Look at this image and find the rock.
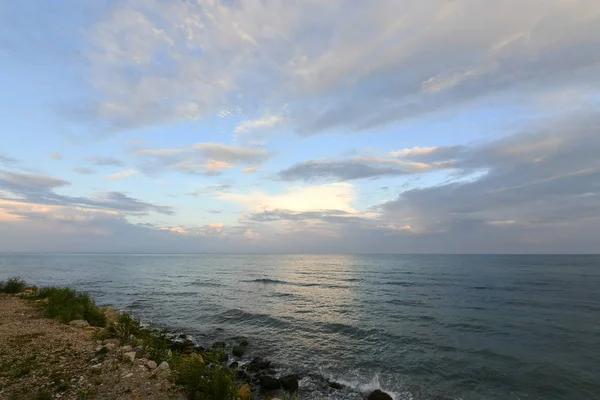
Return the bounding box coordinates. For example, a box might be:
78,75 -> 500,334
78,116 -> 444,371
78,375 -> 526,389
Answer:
368,390 -> 393,400
170,338 -> 196,354
121,345 -> 132,352
248,357 -> 272,371
258,375 -> 280,391
239,340 -> 249,347
22,286 -> 38,296
84,326 -> 98,332
103,338 -> 121,346
280,375 -> 299,392
158,361 -> 170,371
103,343 -> 116,352
328,381 -> 344,390
124,352 -> 136,361
103,306 -> 118,322
90,363 -> 102,371
146,360 -> 157,370
239,383 -> 252,400
228,361 -> 239,369
96,340 -> 102,345
132,346 -> 145,358
212,341 -> 226,349
232,346 -> 244,357
237,369 -> 250,382
190,352 -> 204,364
69,319 -> 90,329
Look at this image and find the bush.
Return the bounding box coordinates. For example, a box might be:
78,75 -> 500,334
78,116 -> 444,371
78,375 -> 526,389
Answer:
142,328 -> 172,364
105,311 -> 141,343
0,276 -> 26,293
173,350 -> 238,400
37,287 -> 106,327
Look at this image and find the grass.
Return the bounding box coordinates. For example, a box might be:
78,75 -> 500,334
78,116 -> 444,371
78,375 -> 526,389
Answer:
0,276 -> 26,294
172,349 -> 238,400
105,311 -> 141,343
36,287 -> 106,327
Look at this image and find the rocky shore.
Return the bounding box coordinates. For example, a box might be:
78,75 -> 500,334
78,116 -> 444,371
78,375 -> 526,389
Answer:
0,284 -> 394,400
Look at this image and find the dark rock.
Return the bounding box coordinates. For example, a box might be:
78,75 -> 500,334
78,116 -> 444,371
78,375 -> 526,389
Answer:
170,339 -> 196,354
258,375 -> 280,391
280,375 -> 299,392
232,346 -> 244,357
237,369 -> 250,382
248,357 -> 272,371
132,346 -> 145,358
178,333 -> 187,339
228,361 -> 239,369
368,390 -> 393,400
328,381 -> 344,390
212,341 -> 226,349
239,340 -> 249,347
193,345 -> 206,353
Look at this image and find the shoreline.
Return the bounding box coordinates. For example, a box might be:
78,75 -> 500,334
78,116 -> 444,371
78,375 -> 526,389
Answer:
0,280 -> 394,400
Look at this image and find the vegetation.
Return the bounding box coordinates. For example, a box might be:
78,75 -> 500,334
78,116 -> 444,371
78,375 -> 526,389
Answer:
105,311 -> 141,343
141,328 -> 172,364
37,287 -> 106,327
0,276 -> 26,294
172,349 -> 238,400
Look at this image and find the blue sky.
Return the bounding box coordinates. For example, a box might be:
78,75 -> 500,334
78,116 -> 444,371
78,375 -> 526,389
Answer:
1,0 -> 599,253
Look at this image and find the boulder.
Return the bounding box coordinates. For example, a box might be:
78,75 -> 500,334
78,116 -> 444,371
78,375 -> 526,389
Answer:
239,383 -> 252,400
212,341 -> 226,349
232,346 -> 244,357
368,390 -> 393,400
228,361 -> 239,369
69,320 -> 90,329
22,286 -> 38,296
124,352 -> 136,361
239,340 -> 249,347
83,326 -> 98,332
132,346 -> 145,358
103,343 -> 116,352
248,357 -> 272,372
190,352 -> 204,364
157,361 -> 170,371
103,306 -> 118,322
103,338 -> 121,346
258,375 -> 280,391
146,360 -> 157,370
121,345 -> 132,352
237,369 -> 250,382
328,381 -> 344,390
280,375 -> 299,392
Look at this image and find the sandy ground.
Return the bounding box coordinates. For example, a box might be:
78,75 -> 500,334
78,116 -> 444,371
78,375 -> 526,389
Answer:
0,294 -> 183,400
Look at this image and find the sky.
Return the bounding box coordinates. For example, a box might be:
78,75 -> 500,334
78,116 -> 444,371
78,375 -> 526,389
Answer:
1,0 -> 599,253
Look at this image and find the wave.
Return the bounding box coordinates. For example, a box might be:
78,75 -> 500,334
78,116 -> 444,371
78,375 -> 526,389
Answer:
245,278 -> 351,289
215,308 -> 292,330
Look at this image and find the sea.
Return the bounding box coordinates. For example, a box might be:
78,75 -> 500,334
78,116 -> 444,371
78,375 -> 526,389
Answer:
1,254 -> 599,400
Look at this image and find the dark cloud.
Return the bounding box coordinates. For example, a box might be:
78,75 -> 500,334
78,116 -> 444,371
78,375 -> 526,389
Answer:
0,170 -> 173,216
71,167 -> 95,175
86,156 -> 124,167
378,112 -> 600,247
279,158 -> 452,182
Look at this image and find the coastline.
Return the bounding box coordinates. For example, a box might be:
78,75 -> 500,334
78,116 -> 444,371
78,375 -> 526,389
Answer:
0,282 -> 394,400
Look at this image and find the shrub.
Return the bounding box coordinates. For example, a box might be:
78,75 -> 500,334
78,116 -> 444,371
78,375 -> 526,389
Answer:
0,276 -> 26,293
38,287 -> 106,327
173,350 -> 238,400
142,328 -> 172,364
105,311 -> 141,343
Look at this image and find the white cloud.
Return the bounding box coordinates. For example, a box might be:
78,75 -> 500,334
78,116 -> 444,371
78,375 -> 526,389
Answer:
234,115 -> 285,133
107,169 -> 137,180
391,147 -> 440,158
219,183 -> 357,214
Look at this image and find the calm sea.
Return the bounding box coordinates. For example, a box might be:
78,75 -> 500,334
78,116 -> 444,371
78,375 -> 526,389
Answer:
1,254 -> 599,400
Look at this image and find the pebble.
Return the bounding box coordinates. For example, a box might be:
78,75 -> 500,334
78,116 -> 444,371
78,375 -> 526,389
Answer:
146,360 -> 157,370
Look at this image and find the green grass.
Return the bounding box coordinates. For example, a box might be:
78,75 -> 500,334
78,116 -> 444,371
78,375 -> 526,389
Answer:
142,328 -> 172,364
0,276 -> 26,294
173,349 -> 238,400
36,287 -> 106,327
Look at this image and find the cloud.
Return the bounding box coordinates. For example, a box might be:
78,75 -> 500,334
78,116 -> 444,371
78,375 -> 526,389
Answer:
218,183 -> 357,214
377,111 -> 600,248
107,169 -> 137,180
135,142 -> 271,175
49,152 -> 63,160
86,156 -> 124,167
192,143 -> 270,164
0,152 -> 18,166
279,157 -> 454,181
234,115 -> 285,133
71,167 -> 95,175
243,167 -> 260,174
68,0 -> 600,136
0,170 -> 173,216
